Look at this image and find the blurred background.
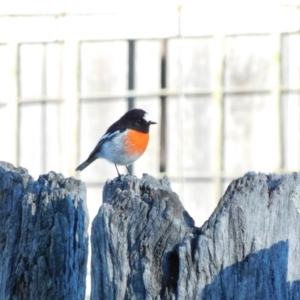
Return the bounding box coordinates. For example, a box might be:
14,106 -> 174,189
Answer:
1,0 -> 300,297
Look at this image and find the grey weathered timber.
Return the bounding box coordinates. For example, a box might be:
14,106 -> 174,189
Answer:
91,172 -> 300,300
0,161 -> 89,300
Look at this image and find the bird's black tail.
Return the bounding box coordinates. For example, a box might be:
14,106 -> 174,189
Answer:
75,157 -> 97,171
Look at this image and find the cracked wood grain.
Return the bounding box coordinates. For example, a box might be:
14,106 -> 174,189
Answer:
0,162 -> 89,300
91,172 -> 300,300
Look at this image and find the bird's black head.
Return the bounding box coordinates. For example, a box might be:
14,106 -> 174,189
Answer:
121,108 -> 156,133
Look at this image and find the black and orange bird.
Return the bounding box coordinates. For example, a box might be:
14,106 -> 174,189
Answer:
75,108 -> 156,175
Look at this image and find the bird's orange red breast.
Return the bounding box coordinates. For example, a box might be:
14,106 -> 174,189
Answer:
125,129 -> 149,156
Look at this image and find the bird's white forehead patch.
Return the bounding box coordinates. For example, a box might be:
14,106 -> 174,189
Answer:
143,113 -> 151,123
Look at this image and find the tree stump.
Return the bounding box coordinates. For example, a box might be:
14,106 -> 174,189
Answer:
0,162 -> 89,300
91,172 -> 300,300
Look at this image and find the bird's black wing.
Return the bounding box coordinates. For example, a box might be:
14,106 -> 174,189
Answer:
75,126 -> 126,171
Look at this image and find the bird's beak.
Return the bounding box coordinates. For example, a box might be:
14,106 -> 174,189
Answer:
149,121 -> 157,125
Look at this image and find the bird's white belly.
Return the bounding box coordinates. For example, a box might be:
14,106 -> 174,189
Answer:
100,132 -> 141,165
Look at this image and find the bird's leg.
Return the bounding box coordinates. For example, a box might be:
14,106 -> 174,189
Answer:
126,165 -> 132,175
114,164 -> 121,177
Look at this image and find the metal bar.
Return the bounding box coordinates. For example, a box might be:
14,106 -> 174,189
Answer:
41,43 -> 47,173
59,40 -> 80,176
272,33 -> 284,170
78,86 -> 298,99
77,41 -> 82,169
19,99 -> 63,104
14,85 -> 300,104
83,168 -> 300,187
3,43 -> 19,166
211,35 -> 226,203
128,39 -> 135,110
78,88 -> 266,100
16,44 -> 21,166
127,39 -> 135,174
80,89 -> 211,100
160,39 -> 167,172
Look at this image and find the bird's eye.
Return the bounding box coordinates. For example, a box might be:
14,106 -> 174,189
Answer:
137,119 -> 142,123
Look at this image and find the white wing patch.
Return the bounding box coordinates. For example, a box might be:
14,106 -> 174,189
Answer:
99,130 -> 120,144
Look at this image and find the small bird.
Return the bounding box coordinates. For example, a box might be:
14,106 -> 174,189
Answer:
76,108 -> 156,175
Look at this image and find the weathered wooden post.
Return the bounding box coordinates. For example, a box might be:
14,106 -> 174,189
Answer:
0,162 -> 89,300
91,172 -> 300,299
